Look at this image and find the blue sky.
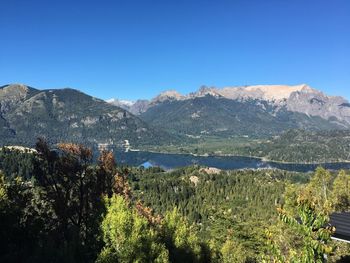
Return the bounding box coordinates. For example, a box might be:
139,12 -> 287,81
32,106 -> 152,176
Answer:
1,0 -> 349,100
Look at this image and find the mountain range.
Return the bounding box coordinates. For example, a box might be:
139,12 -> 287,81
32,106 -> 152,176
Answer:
0,84 -> 173,148
108,84 -> 350,137
1,83 -> 350,150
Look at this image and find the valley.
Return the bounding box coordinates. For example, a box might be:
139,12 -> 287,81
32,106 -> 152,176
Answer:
141,130 -> 350,164
2,83 -> 350,164
2,83 -> 350,262
3,1 -> 350,262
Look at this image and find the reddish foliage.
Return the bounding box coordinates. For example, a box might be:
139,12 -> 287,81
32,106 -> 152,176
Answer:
135,200 -> 162,225
113,172 -> 132,201
98,151 -> 115,173
57,143 -> 92,161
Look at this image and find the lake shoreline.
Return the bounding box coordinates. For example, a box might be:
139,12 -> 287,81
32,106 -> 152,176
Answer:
138,148 -> 350,165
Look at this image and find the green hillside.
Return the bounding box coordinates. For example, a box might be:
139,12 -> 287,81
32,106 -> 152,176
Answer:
140,95 -> 346,138
0,84 -> 178,148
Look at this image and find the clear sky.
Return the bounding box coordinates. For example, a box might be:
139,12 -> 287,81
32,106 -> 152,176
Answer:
1,0 -> 349,100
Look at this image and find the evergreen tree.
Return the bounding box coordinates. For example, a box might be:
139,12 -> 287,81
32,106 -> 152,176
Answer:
97,195 -> 169,263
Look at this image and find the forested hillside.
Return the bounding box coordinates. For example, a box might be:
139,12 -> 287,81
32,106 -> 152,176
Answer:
146,129 -> 350,164
128,166 -> 308,261
1,141 -> 350,262
140,95 -> 344,138
245,130 -> 350,163
0,84 -> 178,148
3,84 -> 350,165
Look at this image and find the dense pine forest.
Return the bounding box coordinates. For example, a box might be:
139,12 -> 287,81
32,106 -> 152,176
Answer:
1,141 -> 350,262
145,130 -> 350,164
245,130 -> 350,163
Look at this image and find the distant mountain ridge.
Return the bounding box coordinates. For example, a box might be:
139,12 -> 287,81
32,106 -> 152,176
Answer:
0,84 -> 174,148
107,98 -> 150,115
107,84 -> 350,138
1,83 -> 349,150
108,84 -> 350,126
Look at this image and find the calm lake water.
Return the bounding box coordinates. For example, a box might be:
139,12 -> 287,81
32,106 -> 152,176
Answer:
115,151 -> 350,172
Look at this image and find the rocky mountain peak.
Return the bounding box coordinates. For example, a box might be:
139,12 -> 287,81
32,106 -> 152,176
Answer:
151,90 -> 184,103
187,84 -> 319,101
0,84 -> 32,98
107,98 -> 151,115
0,84 -> 38,114
286,85 -> 350,124
107,98 -> 135,107
106,84 -> 350,126
191,86 -> 221,98
0,83 -> 169,147
300,84 -> 314,92
238,84 -> 313,101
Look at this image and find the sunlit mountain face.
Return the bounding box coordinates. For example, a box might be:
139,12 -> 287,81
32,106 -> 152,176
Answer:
108,84 -> 350,138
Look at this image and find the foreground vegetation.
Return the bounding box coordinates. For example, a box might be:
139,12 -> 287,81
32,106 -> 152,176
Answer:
1,141 -> 350,262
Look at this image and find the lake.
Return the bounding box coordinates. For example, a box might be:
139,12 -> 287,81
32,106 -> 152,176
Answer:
115,151 -> 350,172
